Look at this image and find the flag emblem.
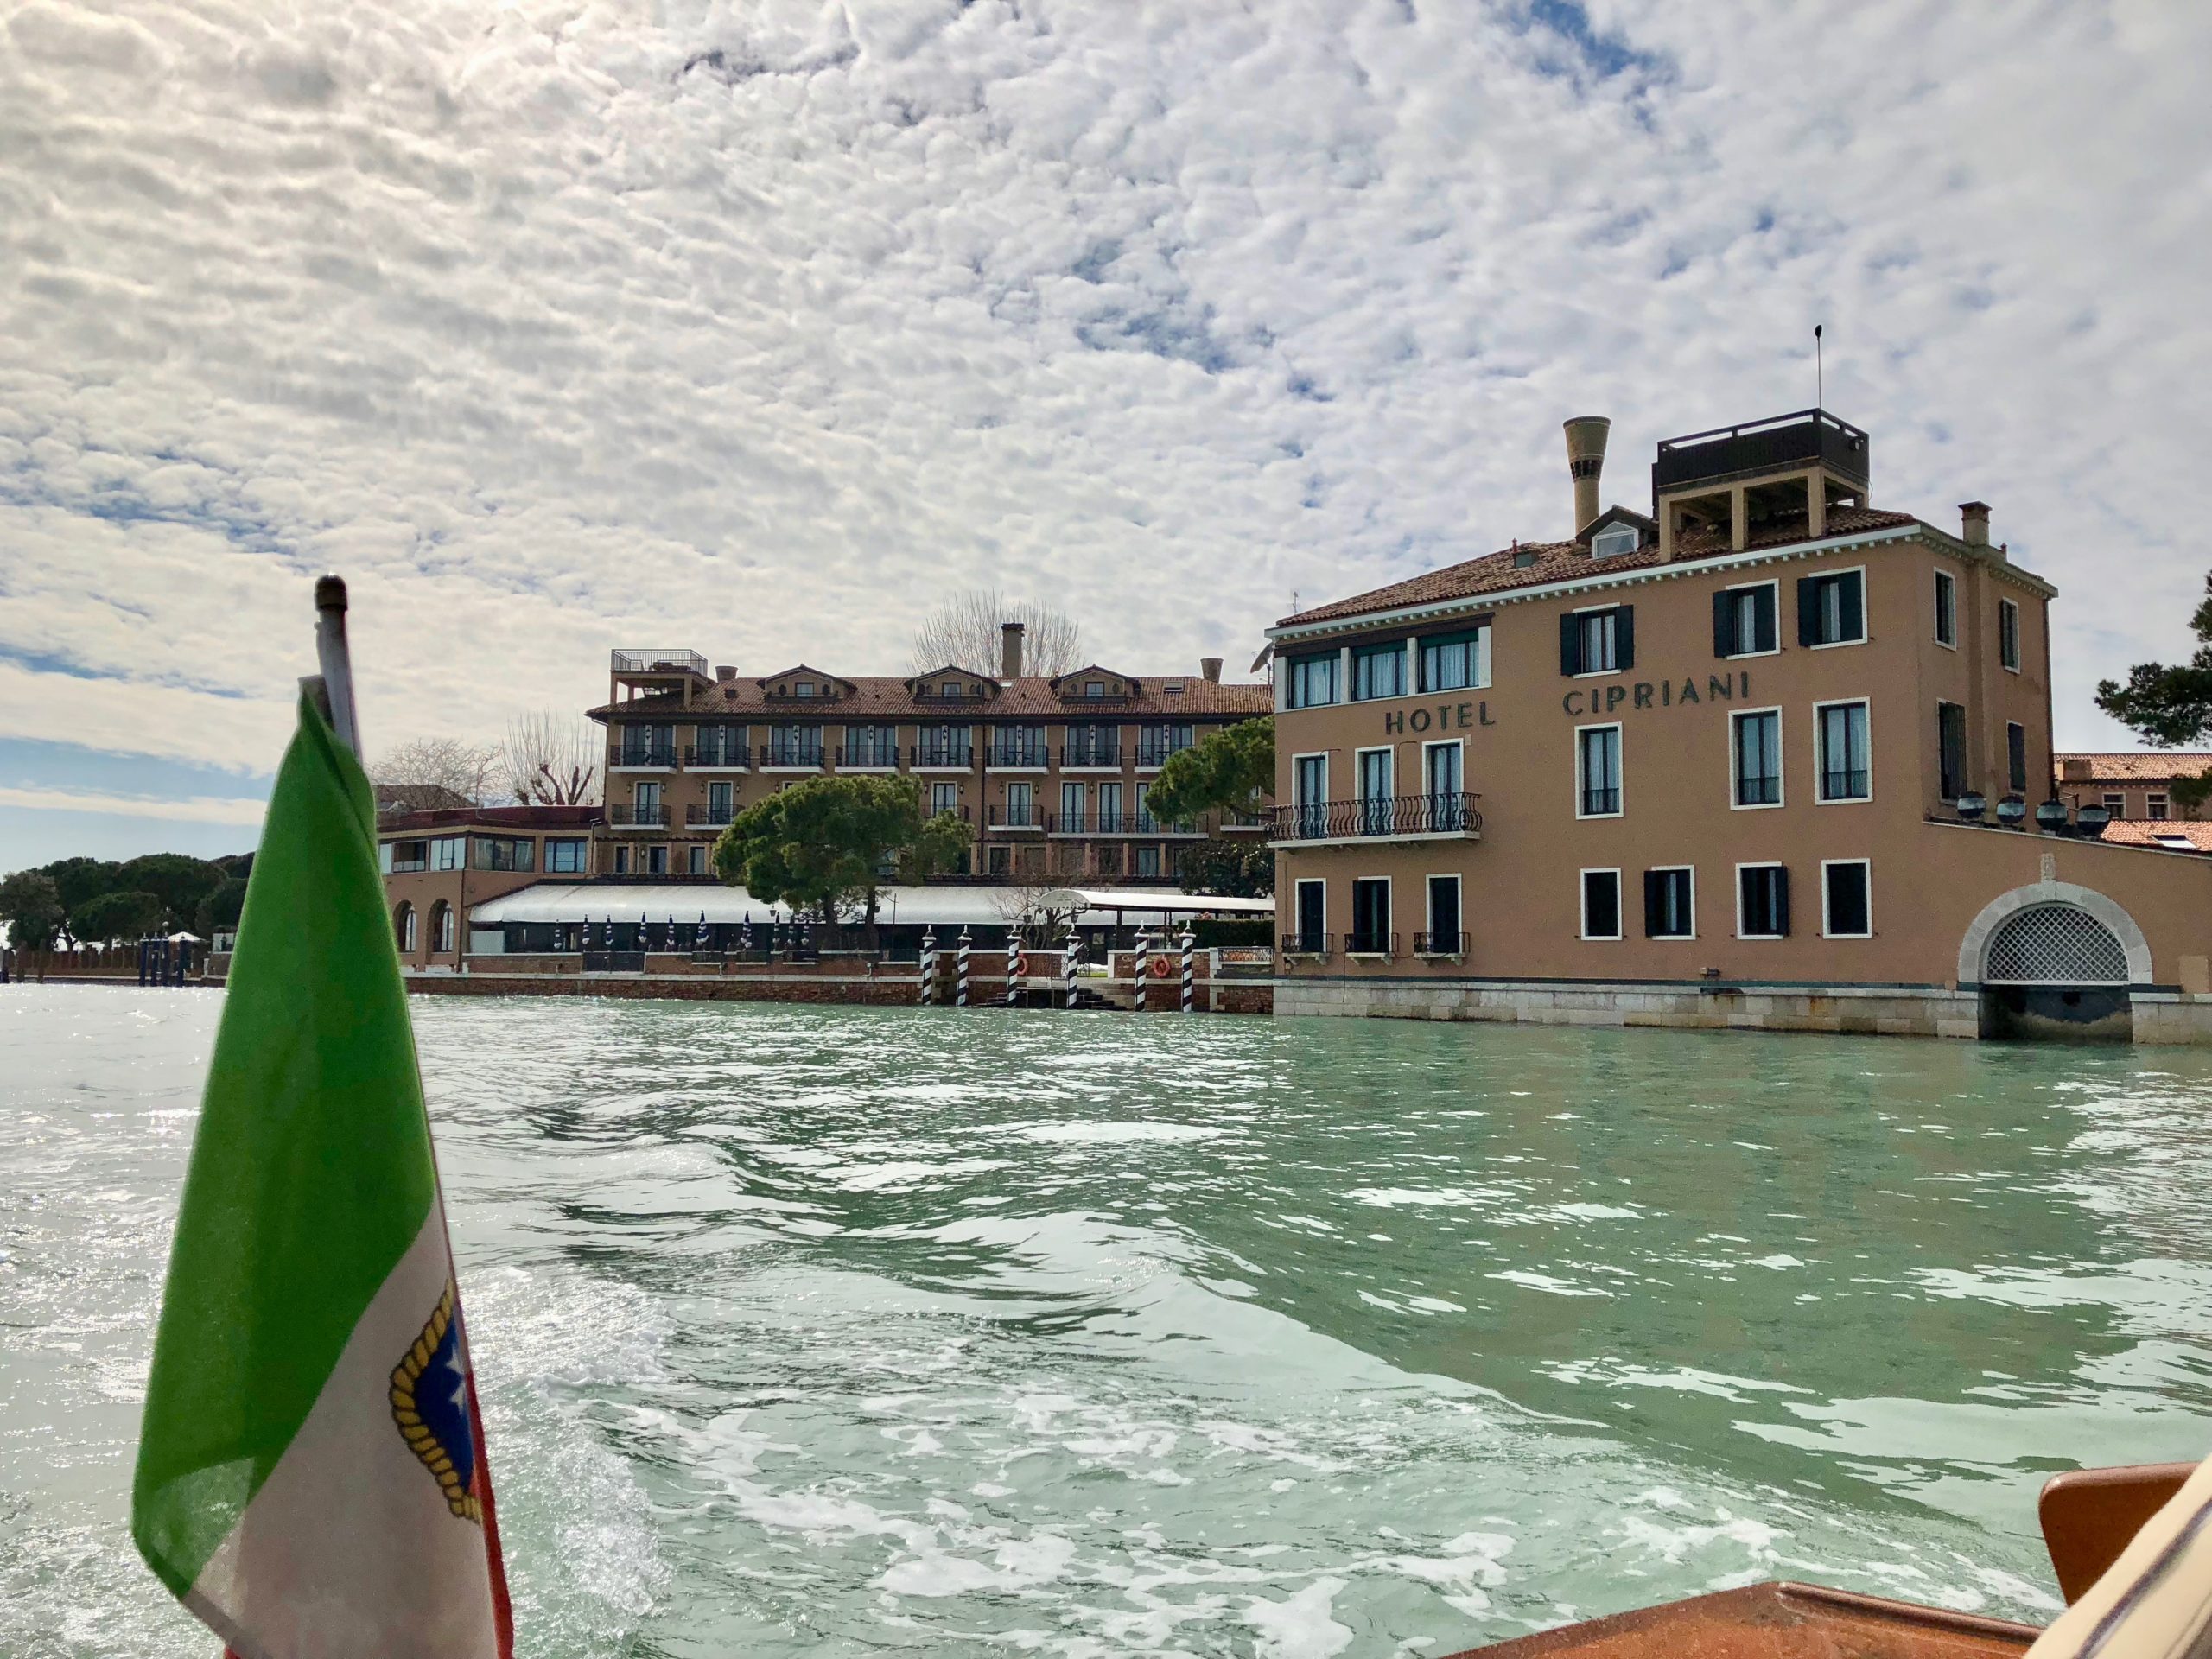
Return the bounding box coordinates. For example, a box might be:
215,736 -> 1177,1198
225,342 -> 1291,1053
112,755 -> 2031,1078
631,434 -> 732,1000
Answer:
391,1282 -> 482,1523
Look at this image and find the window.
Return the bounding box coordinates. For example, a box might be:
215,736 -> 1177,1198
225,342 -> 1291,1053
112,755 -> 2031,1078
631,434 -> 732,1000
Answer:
1134,781 -> 1155,832
1426,874 -> 1462,954
1351,640 -> 1407,702
1005,781 -> 1037,826
1420,625 -> 1491,692
793,681 -> 816,697
545,837 -> 588,874
618,722 -> 676,766
1643,868 -> 1694,938
844,724 -> 898,766
1293,880 -> 1326,952
1934,569 -> 1957,648
1424,741 -> 1465,829
1098,781 -> 1124,833
1085,681 -> 1104,698
1822,861 -> 1872,938
689,844 -> 707,875
1815,702 -> 1871,802
1357,747 -> 1394,834
2149,792 -> 2171,821
1350,877 -> 1392,954
2101,791 -> 2124,816
991,725 -> 1049,767
1134,845 -> 1161,877
1061,781 -> 1085,829
930,781 -> 959,818
1287,652 -> 1340,709
612,845 -> 631,874
394,903 -> 416,953
474,836 -> 536,872
1592,524 -> 1638,559
1999,598 -> 2021,671
942,681 -> 961,697
765,725 -> 823,767
1713,582 -> 1778,658
1937,702 -> 1968,803
1738,865 -> 1790,938
645,843 -> 669,876
1135,722 -> 1193,767
2007,722 -> 2027,793
1065,722 -> 1118,766
1577,726 -> 1622,817
432,901 -> 455,954
430,836 -> 467,871
1580,869 -> 1622,940
1292,755 -> 1325,838
385,839 -> 427,874
988,844 -> 1011,874
1796,569 -> 1866,647
694,723 -> 746,766
1732,709 -> 1783,807
1561,605 -> 1633,675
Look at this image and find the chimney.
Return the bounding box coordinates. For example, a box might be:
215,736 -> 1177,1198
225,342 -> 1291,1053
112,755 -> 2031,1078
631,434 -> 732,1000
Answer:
1960,501 -> 1991,547
715,665 -> 735,682
1000,621 -> 1026,680
1200,656 -> 1222,683
1563,416 -> 1611,535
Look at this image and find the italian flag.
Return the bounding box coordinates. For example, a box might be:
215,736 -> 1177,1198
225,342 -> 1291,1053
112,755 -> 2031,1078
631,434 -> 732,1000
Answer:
133,693 -> 513,1659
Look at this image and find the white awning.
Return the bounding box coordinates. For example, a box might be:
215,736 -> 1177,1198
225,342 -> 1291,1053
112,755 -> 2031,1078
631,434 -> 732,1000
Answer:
467,882 -> 1272,928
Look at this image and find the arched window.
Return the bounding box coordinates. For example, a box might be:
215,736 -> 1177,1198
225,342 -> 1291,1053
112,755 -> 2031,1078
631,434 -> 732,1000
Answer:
394,901 -> 416,954
430,900 -> 454,955
1984,904 -> 2129,985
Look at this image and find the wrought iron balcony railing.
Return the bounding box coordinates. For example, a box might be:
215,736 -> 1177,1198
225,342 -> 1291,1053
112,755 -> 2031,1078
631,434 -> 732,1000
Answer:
613,747 -> 678,769
910,742 -> 975,768
1281,931 -> 1332,957
686,803 -> 737,828
1345,931 -> 1399,957
1414,931 -> 1469,956
759,744 -> 825,769
986,804 -> 1046,830
607,804 -> 669,827
1267,791 -> 1483,842
684,743 -> 747,768
1058,743 -> 1122,767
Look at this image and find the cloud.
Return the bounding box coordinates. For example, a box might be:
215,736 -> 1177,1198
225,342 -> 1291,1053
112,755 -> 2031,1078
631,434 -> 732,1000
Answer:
2,0 -> 2209,868
0,785 -> 267,824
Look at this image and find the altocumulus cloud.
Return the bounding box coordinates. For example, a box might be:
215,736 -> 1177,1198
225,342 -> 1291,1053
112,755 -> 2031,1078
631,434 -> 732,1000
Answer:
3,0 -> 2209,862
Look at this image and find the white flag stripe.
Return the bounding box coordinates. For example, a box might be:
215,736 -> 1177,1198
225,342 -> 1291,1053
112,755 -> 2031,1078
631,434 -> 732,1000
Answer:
185,1209 -> 500,1659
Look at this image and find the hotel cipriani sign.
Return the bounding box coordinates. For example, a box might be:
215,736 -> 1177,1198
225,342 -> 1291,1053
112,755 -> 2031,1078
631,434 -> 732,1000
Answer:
1373,671 -> 1755,734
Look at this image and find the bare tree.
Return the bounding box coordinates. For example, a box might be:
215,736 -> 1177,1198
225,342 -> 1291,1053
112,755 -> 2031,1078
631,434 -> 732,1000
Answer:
370,737 -> 503,806
504,711 -> 601,805
909,589 -> 1083,678
988,844 -> 1089,934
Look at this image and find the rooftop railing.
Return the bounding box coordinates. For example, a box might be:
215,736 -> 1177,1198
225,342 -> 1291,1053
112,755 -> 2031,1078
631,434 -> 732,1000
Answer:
610,648 -> 709,677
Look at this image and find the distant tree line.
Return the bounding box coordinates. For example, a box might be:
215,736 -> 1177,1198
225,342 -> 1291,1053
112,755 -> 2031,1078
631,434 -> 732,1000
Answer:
0,852 -> 253,952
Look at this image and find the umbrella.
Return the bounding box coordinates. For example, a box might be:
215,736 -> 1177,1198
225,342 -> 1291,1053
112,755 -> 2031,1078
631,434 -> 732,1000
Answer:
740,912 -> 753,952
696,912 -> 710,951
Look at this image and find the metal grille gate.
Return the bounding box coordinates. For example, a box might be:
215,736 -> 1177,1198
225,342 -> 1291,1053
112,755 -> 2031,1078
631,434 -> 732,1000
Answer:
1983,904 -> 2130,985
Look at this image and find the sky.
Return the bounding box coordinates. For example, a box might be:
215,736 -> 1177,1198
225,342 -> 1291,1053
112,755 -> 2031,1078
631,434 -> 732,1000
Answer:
3,0 -> 2209,872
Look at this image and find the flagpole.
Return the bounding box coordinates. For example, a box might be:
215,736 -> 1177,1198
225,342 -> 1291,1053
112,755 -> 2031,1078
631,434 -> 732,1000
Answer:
313,575 -> 363,759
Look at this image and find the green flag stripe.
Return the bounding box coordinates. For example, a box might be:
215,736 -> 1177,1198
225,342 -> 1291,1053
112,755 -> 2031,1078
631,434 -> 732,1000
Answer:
133,692 -> 439,1597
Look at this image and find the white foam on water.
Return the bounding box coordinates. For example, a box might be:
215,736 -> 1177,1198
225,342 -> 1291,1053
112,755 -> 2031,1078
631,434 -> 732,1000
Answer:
1243,1577 -> 1353,1658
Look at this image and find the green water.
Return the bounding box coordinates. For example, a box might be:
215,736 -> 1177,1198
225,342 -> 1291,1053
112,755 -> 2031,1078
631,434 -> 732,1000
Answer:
5,987 -> 2211,1657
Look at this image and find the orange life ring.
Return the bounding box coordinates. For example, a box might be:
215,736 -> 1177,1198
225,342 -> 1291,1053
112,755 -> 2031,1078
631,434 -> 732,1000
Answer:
1147,954 -> 1174,979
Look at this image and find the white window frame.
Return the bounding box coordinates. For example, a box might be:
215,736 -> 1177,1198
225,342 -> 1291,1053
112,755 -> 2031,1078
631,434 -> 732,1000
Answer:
1348,874 -> 1393,956
1999,597 -> 2022,673
1287,652 -> 1341,709
396,904 -> 416,953
1350,639 -> 1410,703
1293,877 -> 1328,950
1728,706 -> 1785,811
1591,524 -> 1638,560
1718,578 -> 1782,660
1579,867 -> 1624,941
1573,721 -> 1624,820
1806,564 -> 1870,651
1644,864 -> 1696,940
1812,698 -> 1872,804
1933,568 -> 1958,650
1417,622 -> 1492,694
1572,603 -> 1624,678
1421,737 -> 1464,795
2101,791 -> 2125,815
1734,861 -> 1788,941
1354,744 -> 1395,798
1820,858 -> 1873,939
2148,791 -> 2171,821
1423,872 -> 1464,955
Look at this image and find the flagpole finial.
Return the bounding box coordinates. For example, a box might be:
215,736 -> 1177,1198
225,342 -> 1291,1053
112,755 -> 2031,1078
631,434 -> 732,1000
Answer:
315,575 -> 349,614
312,574 -> 363,760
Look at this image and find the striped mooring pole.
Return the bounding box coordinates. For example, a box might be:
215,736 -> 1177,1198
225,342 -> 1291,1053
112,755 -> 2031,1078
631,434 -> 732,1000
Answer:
918,930 -> 937,1007
956,928 -> 971,1008
1004,932 -> 1027,1008
1133,930 -> 1150,1013
1179,929 -> 1195,1014
1064,930 -> 1080,1009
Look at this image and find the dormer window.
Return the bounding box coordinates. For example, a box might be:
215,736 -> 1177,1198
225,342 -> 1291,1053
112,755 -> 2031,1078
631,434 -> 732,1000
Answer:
1592,524 -> 1638,560
942,681 -> 959,696
1164,681 -> 1184,695
794,682 -> 815,697
1085,682 -> 1104,698
1513,550 -> 1537,569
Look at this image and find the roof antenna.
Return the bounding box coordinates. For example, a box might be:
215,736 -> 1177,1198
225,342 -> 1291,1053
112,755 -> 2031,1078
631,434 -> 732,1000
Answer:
1815,323 -> 1824,410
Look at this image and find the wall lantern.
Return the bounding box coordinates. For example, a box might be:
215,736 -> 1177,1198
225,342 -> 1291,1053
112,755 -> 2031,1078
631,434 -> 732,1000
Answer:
2036,797 -> 2070,834
2076,801 -> 2112,836
1995,793 -> 2028,827
1955,792 -> 1987,822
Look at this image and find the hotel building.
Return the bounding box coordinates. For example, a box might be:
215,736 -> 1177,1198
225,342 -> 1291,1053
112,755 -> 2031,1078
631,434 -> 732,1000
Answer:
1264,409 -> 2212,1042
588,631 -> 1271,886
2055,753 -> 2209,824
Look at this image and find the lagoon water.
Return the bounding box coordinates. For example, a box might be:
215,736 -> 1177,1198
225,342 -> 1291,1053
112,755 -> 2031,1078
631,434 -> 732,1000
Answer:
7,986 -> 2212,1657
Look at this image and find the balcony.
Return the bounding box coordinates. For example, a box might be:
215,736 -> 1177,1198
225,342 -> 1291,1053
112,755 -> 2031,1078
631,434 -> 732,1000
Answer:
684,744 -> 747,770
986,743 -> 1050,770
987,804 -> 1046,832
1281,932 -> 1332,959
1058,743 -> 1122,769
610,648 -> 709,677
1049,812 -> 1204,838
1346,931 -> 1400,959
1217,810 -> 1268,835
1134,746 -> 1184,771
1654,409 -> 1869,493
607,804 -> 670,829
911,742 -> 975,769
1267,791 -> 1484,847
686,804 -> 737,828
836,746 -> 899,770
1414,931 -> 1469,957
759,743 -> 824,770
611,746 -> 677,772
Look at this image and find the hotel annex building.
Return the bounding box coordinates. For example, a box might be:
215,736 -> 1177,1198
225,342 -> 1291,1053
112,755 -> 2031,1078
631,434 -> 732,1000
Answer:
1263,409 -> 2212,1043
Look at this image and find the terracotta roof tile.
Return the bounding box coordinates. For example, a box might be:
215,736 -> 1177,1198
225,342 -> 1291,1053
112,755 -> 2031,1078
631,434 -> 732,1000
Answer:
1276,505 -> 1922,629
2099,820 -> 2212,852
590,674 -> 1269,722
2055,753 -> 2212,783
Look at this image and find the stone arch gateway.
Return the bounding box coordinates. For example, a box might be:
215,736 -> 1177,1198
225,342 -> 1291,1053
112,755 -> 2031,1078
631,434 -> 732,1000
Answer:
1958,881 -> 2150,1041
